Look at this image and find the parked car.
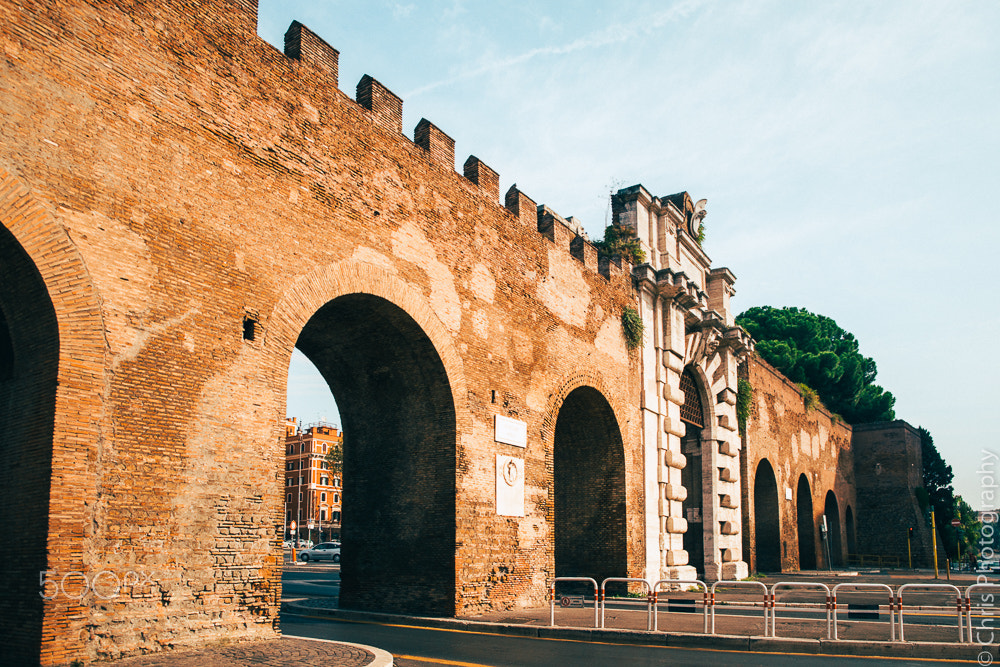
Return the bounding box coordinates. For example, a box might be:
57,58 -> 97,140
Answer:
297,541 -> 341,563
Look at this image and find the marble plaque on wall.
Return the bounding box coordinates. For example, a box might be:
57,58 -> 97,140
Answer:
496,454 -> 525,516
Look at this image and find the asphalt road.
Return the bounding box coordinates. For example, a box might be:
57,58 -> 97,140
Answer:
279,566 -> 977,665
281,614 -> 950,666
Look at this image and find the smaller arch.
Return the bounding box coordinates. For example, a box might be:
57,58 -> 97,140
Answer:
753,459 -> 781,572
824,491 -> 843,568
796,474 -> 816,570
553,385 -> 627,586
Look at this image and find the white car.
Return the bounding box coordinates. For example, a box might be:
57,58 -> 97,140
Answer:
297,541 -> 341,563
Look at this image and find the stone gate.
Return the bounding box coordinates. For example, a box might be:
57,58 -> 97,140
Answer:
0,2 -> 757,663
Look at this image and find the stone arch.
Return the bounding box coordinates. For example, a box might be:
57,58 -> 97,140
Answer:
265,260 -> 468,616
753,459 -> 781,572
679,364 -> 714,574
824,490 -> 843,568
796,474 -> 817,570
540,373 -> 630,586
845,505 -> 857,558
551,385 -> 627,586
0,166 -> 107,664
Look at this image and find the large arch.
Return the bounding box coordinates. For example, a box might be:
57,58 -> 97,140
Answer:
753,459 -> 781,572
0,167 -> 108,664
824,491 -> 843,568
266,260 -> 468,616
552,385 -> 627,587
796,474 -> 817,570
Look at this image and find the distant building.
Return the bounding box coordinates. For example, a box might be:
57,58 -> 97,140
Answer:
284,418 -> 343,544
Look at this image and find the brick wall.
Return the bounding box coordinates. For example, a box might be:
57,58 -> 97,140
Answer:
739,355 -> 856,572
0,2 -> 641,661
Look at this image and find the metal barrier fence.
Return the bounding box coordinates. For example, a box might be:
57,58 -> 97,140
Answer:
710,580 -> 769,636
896,583 -> 963,643
652,579 -> 709,633
549,577 -> 599,628
546,575 -> 990,643
599,577 -> 653,630
769,582 -> 832,639
965,583 -> 1000,645
830,582 -> 895,641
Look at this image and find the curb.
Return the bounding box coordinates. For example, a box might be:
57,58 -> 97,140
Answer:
284,634 -> 394,667
283,601 -> 977,660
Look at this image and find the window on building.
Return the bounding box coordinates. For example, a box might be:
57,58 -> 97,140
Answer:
286,478 -> 292,487
333,493 -> 340,504
332,511 -> 341,523
321,509 -> 327,521
298,492 -> 303,502
334,477 -> 341,488
299,475 -> 304,486
286,493 -> 291,503
320,476 -> 329,486
321,492 -> 327,502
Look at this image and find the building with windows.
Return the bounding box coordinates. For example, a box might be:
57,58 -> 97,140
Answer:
284,418 -> 343,544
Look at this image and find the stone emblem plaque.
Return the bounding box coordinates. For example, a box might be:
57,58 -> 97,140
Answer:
494,414 -> 527,448
496,454 -> 524,516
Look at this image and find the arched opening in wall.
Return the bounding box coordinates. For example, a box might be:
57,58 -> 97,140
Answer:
679,368 -> 705,574
845,505 -> 857,559
291,294 -> 456,616
554,386 -> 627,587
753,459 -> 781,572
0,223 -> 59,662
824,491 -> 843,568
796,474 -> 817,570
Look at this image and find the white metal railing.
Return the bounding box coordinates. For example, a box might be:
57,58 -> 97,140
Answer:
710,580 -> 769,636
896,583 -> 963,643
768,582 -> 832,639
599,578 -> 653,630
830,582 -> 895,641
965,583 -> 1000,644
549,577 -> 599,628
545,575 -> 986,643
652,579 -> 709,634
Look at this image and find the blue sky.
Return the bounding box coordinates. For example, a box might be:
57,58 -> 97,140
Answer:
262,1 -> 999,507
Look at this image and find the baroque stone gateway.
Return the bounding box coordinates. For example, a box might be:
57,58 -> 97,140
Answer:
0,2 -> 930,664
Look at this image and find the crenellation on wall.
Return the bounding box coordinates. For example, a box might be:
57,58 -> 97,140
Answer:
283,21 -> 339,84
414,118 -> 456,171
356,74 -> 403,134
463,156 -> 499,203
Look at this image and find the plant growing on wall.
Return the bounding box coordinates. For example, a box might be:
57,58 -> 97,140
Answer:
736,378 -> 753,435
594,225 -> 646,265
797,382 -> 820,411
622,306 -> 644,351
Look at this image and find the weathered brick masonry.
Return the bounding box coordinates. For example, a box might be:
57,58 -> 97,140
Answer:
0,1 -> 932,664
1,1 -> 643,662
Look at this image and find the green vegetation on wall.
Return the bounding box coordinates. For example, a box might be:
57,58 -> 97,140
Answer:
593,225 -> 646,265
622,306 -> 644,351
736,378 -> 753,436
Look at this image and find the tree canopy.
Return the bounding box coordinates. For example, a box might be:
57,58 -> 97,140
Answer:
735,306 -> 895,424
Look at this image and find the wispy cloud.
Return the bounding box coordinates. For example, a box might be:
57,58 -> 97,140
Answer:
403,0 -> 706,98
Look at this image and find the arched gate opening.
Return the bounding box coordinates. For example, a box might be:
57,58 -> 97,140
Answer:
0,223 -> 60,662
824,491 -> 843,568
293,293 -> 456,615
753,459 -> 781,572
796,474 -> 817,570
553,386 -> 627,586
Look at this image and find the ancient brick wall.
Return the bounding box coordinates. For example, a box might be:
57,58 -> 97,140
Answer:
739,355 -> 856,573
853,422 -> 933,567
0,1 -> 643,662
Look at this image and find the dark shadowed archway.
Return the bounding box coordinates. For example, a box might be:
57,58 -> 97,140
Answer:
824,491 -> 843,568
554,386 -> 627,585
0,224 -> 59,663
753,459 -> 781,572
796,474 -> 816,570
294,293 -> 456,615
